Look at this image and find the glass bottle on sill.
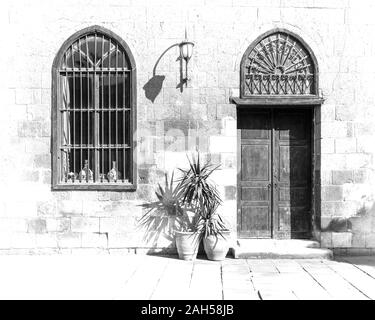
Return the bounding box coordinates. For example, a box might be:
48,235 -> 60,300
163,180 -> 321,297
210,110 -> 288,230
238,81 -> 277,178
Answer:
107,161 -> 121,183
67,172 -> 77,183
79,160 -> 93,182
99,173 -> 105,183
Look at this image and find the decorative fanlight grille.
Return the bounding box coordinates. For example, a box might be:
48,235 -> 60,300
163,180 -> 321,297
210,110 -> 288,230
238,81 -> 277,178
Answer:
242,32 -> 315,96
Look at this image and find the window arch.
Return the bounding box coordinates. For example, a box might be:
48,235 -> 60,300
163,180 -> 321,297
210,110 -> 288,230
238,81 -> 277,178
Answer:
240,29 -> 319,98
52,26 -> 136,190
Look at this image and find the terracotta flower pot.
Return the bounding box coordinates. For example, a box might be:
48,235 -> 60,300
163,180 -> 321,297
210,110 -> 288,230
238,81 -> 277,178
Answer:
175,231 -> 200,261
203,231 -> 231,261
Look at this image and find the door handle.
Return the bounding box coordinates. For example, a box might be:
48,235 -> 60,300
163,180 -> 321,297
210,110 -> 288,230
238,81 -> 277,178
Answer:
268,183 -> 278,189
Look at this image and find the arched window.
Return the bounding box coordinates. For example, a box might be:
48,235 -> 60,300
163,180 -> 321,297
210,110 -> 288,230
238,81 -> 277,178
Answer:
52,26 -> 136,190
240,29 -> 318,98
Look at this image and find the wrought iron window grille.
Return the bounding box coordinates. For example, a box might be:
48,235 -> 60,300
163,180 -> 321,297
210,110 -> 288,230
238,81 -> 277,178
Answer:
52,26 -> 137,190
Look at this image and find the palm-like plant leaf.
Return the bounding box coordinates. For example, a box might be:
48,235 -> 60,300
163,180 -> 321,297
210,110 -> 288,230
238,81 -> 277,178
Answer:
177,153 -> 228,239
138,172 -> 194,243
178,153 -> 222,213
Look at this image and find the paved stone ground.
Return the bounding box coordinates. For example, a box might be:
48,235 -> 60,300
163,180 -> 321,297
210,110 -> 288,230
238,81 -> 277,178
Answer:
0,255 -> 374,300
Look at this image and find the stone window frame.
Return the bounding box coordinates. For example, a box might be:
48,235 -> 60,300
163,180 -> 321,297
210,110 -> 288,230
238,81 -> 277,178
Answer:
51,25 -> 137,191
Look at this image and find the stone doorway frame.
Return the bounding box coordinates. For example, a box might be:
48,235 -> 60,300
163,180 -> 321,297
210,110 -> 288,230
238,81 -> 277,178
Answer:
231,28 -> 324,241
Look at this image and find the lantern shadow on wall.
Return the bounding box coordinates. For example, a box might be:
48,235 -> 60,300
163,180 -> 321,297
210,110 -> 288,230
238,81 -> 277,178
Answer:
143,34 -> 194,102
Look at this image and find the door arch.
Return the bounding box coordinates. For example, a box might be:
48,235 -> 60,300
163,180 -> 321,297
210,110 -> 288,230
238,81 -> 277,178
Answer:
235,29 -> 322,240
240,28 -> 319,98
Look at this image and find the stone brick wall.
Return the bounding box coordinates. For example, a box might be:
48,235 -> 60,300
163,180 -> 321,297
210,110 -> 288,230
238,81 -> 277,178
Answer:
1,0 -> 375,254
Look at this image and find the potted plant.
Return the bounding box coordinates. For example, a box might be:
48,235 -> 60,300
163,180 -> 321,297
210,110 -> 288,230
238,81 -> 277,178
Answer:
178,153 -> 230,261
138,172 -> 198,260
174,227 -> 200,261
196,202 -> 231,261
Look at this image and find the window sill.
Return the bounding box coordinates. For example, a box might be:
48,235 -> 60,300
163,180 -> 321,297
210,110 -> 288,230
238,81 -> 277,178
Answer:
52,183 -> 137,191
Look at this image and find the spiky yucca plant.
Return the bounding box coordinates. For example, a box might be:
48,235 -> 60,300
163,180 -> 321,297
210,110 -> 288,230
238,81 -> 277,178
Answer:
178,153 -> 222,214
178,153 -> 228,239
195,202 -> 228,238
139,172 -> 193,243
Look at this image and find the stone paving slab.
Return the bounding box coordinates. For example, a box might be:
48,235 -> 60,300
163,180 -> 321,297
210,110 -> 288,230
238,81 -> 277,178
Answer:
233,240 -> 333,259
0,255 -> 374,300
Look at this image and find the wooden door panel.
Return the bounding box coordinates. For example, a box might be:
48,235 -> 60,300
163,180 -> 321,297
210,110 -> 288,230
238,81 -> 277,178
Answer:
241,187 -> 269,202
238,108 -> 312,239
277,114 -> 308,141
279,187 -> 309,206
274,109 -> 312,239
277,207 -> 291,232
238,110 -> 272,238
239,111 -> 271,140
277,207 -> 311,238
241,206 -> 271,238
241,145 -> 270,181
291,212 -> 311,234
279,145 -> 310,183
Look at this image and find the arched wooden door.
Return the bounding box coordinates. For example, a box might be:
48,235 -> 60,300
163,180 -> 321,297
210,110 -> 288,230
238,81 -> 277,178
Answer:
235,29 -> 322,239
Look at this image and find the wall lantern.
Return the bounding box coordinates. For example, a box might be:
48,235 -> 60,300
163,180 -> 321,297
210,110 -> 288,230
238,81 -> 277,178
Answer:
179,30 -> 194,85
